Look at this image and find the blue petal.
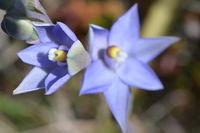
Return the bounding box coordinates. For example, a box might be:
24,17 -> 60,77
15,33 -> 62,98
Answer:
13,67 -> 49,95
45,67 -> 70,95
34,24 -> 55,43
109,4 -> 140,50
17,42 -> 57,67
80,59 -> 115,95
117,58 -> 163,90
103,79 -> 130,133
53,22 -> 78,48
132,37 -> 180,63
88,24 -> 109,60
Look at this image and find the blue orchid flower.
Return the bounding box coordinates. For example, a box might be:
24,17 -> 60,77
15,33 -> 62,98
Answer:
80,4 -> 179,133
13,22 -> 91,95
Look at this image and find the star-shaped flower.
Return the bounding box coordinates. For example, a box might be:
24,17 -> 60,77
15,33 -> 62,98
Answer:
80,4 -> 179,133
13,22 -> 91,95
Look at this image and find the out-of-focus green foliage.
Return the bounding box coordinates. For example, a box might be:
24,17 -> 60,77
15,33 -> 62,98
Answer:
0,94 -> 31,118
142,0 -> 182,37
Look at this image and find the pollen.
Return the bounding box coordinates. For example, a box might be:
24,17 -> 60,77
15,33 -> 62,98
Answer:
107,46 -> 121,59
54,50 -> 67,62
48,48 -> 67,62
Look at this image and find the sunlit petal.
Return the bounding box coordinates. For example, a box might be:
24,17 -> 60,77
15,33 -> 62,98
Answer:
13,67 -> 49,95
104,79 -> 130,133
67,40 -> 91,75
88,24 -> 109,60
80,60 -> 115,95
132,37 -> 180,63
17,42 -> 57,67
45,67 -> 70,95
109,4 -> 140,51
117,58 -> 163,90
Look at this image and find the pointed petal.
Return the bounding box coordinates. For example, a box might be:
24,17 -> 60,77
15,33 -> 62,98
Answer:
54,22 -> 78,47
67,40 -> 91,75
109,4 -> 140,49
80,60 -> 115,95
7,0 -> 52,23
24,0 -> 52,23
31,0 -> 52,23
17,42 -> 57,67
133,37 -> 180,63
45,67 -> 70,95
103,79 -> 130,133
13,67 -> 48,95
34,24 -> 55,43
88,24 -> 109,60
117,58 -> 163,90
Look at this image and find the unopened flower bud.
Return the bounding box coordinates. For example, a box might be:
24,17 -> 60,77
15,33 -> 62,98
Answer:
1,16 -> 38,41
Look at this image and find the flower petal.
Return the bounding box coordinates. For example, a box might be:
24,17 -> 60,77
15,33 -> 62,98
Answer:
67,40 -> 91,75
80,59 -> 115,95
53,22 -> 78,48
34,24 -> 55,43
13,67 -> 49,95
117,58 -> 163,90
17,42 -> 57,67
103,79 -> 130,133
109,4 -> 140,49
45,67 -> 70,95
88,24 -> 109,60
133,37 -> 180,63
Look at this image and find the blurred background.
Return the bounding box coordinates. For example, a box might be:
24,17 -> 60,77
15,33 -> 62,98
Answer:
0,0 -> 200,133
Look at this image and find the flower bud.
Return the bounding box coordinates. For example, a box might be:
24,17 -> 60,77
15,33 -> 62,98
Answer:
0,0 -> 15,10
1,16 -> 38,41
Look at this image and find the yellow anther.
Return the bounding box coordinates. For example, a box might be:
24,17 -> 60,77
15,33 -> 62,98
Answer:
106,46 -> 121,59
54,50 -> 67,62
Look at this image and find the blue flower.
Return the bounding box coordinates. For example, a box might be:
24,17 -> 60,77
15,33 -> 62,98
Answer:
80,4 -> 179,133
13,22 -> 91,95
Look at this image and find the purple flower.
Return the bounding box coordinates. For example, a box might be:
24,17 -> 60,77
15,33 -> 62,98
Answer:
13,22 -> 91,95
80,4 -> 179,133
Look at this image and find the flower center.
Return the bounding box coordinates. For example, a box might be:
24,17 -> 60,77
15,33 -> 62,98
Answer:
48,48 -> 67,62
106,46 -> 128,62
